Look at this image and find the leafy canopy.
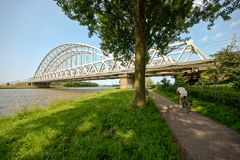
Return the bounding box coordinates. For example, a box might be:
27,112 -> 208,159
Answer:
199,40 -> 240,88
145,77 -> 154,88
55,0 -> 240,61
175,73 -> 188,85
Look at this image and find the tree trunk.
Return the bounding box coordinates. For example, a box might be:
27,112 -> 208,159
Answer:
133,0 -> 146,107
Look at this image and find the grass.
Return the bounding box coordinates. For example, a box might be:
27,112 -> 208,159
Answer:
154,87 -> 240,132
0,89 -> 185,160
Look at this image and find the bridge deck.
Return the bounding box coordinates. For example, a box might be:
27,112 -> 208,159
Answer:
31,59 -> 214,83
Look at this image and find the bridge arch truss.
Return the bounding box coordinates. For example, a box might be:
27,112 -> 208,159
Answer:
31,40 -> 210,82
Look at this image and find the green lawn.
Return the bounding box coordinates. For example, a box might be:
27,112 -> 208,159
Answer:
0,89 -> 184,160
154,88 -> 240,132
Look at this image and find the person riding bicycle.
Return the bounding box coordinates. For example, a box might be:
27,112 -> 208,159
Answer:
176,87 -> 190,111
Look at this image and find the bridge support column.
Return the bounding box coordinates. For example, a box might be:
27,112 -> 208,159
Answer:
119,74 -> 134,89
31,82 -> 50,88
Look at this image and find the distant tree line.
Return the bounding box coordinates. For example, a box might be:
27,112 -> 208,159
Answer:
52,81 -> 99,87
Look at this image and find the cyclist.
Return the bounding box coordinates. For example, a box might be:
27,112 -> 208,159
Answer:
176,87 -> 190,113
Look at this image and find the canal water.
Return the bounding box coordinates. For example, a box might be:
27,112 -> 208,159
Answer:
0,87 -> 111,116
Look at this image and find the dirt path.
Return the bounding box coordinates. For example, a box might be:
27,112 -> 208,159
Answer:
150,91 -> 240,160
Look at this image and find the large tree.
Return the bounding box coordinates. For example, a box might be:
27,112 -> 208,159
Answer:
54,0 -> 239,107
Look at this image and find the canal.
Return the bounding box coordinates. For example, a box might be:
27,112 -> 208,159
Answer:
0,87 -> 111,116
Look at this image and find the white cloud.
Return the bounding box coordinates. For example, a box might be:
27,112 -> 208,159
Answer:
230,20 -> 240,27
215,32 -> 226,39
201,36 -> 208,42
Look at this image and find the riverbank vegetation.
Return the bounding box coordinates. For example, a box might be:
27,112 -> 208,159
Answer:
51,81 -> 99,87
0,89 -> 186,159
0,84 -> 33,89
0,81 -> 99,89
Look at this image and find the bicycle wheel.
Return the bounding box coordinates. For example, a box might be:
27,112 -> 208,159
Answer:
185,100 -> 191,114
186,105 -> 190,113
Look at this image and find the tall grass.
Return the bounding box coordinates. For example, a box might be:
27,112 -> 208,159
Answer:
156,84 -> 240,109
0,89 -> 184,160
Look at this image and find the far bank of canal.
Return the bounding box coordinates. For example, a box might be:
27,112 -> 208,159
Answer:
0,87 -> 112,116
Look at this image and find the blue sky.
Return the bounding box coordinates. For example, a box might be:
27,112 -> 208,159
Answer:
0,0 -> 239,84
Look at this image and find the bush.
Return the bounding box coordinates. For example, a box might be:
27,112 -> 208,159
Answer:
174,73 -> 188,85
161,78 -> 171,88
62,81 -> 99,87
233,79 -> 240,91
187,87 -> 240,109
156,84 -> 240,109
151,84 -> 157,89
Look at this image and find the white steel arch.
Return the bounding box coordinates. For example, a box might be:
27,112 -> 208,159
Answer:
32,40 -> 209,82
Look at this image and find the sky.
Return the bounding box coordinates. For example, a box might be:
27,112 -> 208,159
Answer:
0,0 -> 239,85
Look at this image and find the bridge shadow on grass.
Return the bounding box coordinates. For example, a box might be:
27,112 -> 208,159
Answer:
0,90 -> 181,160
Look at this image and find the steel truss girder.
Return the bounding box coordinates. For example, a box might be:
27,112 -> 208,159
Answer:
32,40 -> 209,82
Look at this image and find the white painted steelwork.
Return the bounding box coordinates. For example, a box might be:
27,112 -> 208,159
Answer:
31,40 -> 209,82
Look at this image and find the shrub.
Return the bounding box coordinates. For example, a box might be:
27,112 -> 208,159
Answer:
156,84 -> 240,109
161,78 -> 171,88
233,79 -> 240,91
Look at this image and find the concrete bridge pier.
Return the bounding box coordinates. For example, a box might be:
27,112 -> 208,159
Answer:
119,74 -> 134,89
31,82 -> 50,88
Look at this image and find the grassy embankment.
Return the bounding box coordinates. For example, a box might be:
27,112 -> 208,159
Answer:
154,86 -> 240,132
0,89 -> 186,160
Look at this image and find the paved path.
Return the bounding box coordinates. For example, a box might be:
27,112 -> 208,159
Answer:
150,91 -> 240,160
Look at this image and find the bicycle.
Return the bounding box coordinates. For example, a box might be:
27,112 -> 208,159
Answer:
182,96 -> 191,113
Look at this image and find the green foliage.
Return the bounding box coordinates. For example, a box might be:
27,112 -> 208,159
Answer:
52,81 -> 99,87
154,87 -> 240,132
0,90 -> 184,159
62,81 -> 99,87
199,67 -> 219,84
160,78 -> 171,88
189,86 -> 240,108
199,43 -> 240,88
156,84 -> 240,109
174,73 -> 188,85
145,77 -> 154,88
215,49 -> 240,82
54,0 -> 239,106
233,78 -> 240,90
54,0 -> 239,58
